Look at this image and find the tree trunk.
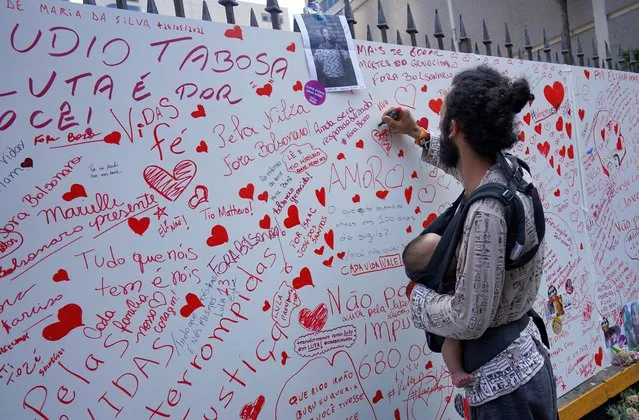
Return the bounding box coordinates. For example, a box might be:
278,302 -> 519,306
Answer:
557,0 -> 573,64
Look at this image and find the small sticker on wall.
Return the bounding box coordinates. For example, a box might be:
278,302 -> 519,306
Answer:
304,80 -> 326,106
552,316 -> 563,334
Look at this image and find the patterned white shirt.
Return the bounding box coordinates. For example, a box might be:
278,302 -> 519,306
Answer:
410,135 -> 548,406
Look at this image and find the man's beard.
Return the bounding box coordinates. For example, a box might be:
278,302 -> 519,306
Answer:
439,119 -> 459,167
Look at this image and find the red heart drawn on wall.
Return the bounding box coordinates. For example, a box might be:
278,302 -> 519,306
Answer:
180,293 -> 204,317
566,122 -> 572,139
404,186 -> 413,205
617,137 -> 623,151
337,251 -> 345,260
523,113 -> 531,125
52,269 -> 70,282
567,145 -> 574,159
143,160 -> 197,201
594,346 -> 603,366
394,85 -> 417,109
62,184 -> 87,202
292,267 -> 314,290
543,81 -> 565,109
188,184 -> 209,209
411,170 -> 418,179
196,140 -> 208,153
614,123 -> 619,135
425,360 -> 433,369
314,246 -> 325,256
518,131 -> 525,142
315,187 -> 326,207
414,206 -> 421,214
104,131 -> 121,145
191,104 -> 206,118
128,217 -> 150,236
554,188 -> 561,197
324,229 -> 334,249
398,149 -> 404,158
262,300 -> 271,312
584,69 -> 590,79
256,83 -> 273,97
525,147 -> 530,154
406,226 -> 412,233
239,183 -> 255,200
422,213 -> 437,228
549,155 -> 555,168
258,191 -> 269,202
372,389 -> 384,404
355,139 -> 364,149
416,117 -> 429,130
239,395 -> 265,420
286,42 -> 296,52
20,157 -> 33,168
283,205 -> 300,228
600,128 -> 606,141
534,124 -> 542,135
394,408 -> 401,420
322,256 -> 334,267
376,190 -> 389,200
337,152 -> 346,160
352,194 -> 360,203
293,81 -> 303,92
206,225 -> 229,247
555,116 -> 563,132
298,303 -> 328,332
224,25 -> 243,40
537,141 -> 550,157
259,215 -> 271,230
420,84 -> 428,92
559,145 -> 566,158
557,164 -> 561,176
428,98 -> 443,114
281,351 -> 289,366
578,109 -> 585,121
42,303 -> 83,341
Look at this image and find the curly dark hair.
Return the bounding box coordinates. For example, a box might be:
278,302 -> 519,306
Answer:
443,65 -> 533,159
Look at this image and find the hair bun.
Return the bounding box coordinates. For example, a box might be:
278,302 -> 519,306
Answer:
510,78 -> 532,113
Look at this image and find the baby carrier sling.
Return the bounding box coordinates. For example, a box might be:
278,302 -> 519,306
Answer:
403,152 -> 549,373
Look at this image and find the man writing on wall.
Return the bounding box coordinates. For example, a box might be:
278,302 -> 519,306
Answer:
382,65 -> 557,419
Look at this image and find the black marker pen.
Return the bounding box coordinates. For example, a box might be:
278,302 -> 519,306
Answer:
378,107 -> 402,127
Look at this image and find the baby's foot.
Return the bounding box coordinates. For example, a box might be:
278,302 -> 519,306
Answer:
451,371 -> 475,388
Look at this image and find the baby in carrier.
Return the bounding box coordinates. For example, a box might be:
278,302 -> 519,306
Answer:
403,232 -> 476,388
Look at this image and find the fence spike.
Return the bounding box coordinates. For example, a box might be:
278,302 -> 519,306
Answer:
450,38 -> 456,51
116,0 -> 128,10
83,0 -> 96,5
592,37 -> 599,68
614,61 -> 618,70
406,4 -> 418,47
265,0 -> 282,30
504,22 -> 513,58
482,18 -> 492,56
497,44 -> 502,57
424,34 -> 431,49
555,51 -> 560,63
434,9 -> 445,50
377,0 -> 389,43
617,44 -> 626,70
518,48 -> 522,59
250,8 -> 259,27
344,0 -> 356,39
146,0 -> 158,13
588,57 -> 591,67
537,50 -> 541,61
173,0 -> 185,17
458,14 -> 471,53
542,28 -> 551,62
396,30 -> 403,45
202,1 -> 212,20
367,24 -> 373,41
524,25 -> 533,60
474,42 -> 480,54
576,36 -> 584,66
218,0 -> 238,25
605,41 -> 612,69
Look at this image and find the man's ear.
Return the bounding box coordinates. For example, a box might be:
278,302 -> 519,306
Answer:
449,119 -> 460,138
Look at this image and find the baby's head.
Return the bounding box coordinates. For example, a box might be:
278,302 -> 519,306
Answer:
403,233 -> 441,273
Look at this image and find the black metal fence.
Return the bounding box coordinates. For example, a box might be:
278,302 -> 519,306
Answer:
71,0 -> 638,72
